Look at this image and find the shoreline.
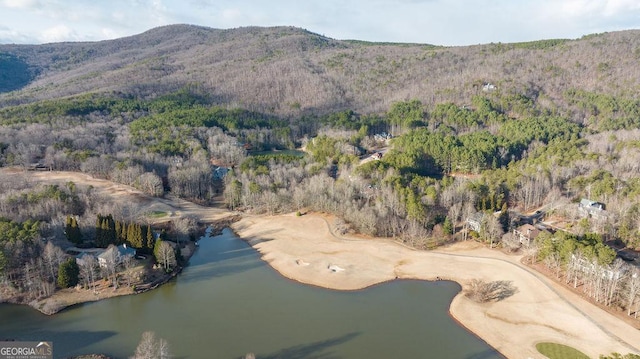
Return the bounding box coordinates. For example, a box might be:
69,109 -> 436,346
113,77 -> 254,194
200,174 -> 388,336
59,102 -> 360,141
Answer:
0,168 -> 240,316
231,213 -> 640,359
3,208 -> 640,357
2,242 -> 198,316
4,169 -> 640,357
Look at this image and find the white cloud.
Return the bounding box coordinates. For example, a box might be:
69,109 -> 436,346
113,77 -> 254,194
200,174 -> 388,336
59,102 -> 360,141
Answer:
0,25 -> 36,43
39,24 -> 78,43
602,0 -> 640,16
151,0 -> 167,17
1,0 -> 40,9
101,27 -> 124,39
555,0 -> 601,17
541,0 -> 640,20
0,0 -> 639,45
221,8 -> 243,22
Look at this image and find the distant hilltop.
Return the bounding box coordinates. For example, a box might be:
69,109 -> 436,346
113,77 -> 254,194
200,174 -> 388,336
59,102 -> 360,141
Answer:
1,24 -> 640,117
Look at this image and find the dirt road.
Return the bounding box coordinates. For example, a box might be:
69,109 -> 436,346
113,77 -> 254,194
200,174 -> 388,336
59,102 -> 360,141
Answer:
11,169 -> 640,358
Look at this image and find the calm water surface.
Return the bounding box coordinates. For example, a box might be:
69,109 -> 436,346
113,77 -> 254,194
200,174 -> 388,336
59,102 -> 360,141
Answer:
0,229 -> 502,359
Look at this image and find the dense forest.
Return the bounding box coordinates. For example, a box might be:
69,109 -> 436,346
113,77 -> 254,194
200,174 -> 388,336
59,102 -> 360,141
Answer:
2,25 -> 640,318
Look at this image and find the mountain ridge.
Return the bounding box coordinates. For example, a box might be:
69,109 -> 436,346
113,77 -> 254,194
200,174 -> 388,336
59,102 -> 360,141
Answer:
1,24 -> 640,117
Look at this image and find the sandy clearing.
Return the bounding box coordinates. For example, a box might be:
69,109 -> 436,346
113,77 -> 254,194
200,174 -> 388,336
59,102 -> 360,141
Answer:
232,213 -> 640,359
9,169 -> 640,357
18,170 -> 236,224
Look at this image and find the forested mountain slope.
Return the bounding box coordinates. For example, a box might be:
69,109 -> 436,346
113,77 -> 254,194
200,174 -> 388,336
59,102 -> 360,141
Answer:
3,25 -> 640,323
1,24 -> 640,117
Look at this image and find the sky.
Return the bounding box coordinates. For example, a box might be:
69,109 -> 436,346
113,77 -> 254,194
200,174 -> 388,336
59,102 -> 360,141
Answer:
0,0 -> 639,46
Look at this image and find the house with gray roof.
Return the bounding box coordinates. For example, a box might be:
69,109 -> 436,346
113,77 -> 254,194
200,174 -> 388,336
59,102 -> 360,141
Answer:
98,244 -> 136,268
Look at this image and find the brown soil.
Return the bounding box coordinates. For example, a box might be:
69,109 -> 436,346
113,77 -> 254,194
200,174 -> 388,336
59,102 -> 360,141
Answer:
5,169 -> 640,358
232,213 -> 640,359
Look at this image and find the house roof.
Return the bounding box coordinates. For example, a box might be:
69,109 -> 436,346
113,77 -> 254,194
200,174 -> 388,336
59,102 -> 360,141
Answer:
580,198 -> 596,207
75,252 -> 99,263
517,224 -> 537,232
467,212 -> 485,223
98,244 -> 136,260
580,198 -> 605,208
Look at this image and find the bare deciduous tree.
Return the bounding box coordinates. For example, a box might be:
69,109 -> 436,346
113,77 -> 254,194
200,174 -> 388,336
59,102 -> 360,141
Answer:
131,331 -> 171,359
41,241 -> 65,282
482,215 -> 504,248
466,279 -> 518,303
626,267 -> 640,318
137,172 -> 164,197
156,241 -> 177,271
173,216 -> 197,246
100,245 -> 119,289
78,254 -> 98,293
501,232 -> 521,252
122,255 -> 137,288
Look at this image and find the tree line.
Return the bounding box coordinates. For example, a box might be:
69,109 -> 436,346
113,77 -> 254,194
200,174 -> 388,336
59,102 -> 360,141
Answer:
531,230 -> 640,319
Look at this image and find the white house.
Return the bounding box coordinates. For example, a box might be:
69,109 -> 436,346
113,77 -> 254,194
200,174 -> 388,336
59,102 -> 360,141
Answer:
513,224 -> 549,247
98,244 -> 136,268
482,83 -> 497,92
578,198 -> 607,218
466,212 -> 485,232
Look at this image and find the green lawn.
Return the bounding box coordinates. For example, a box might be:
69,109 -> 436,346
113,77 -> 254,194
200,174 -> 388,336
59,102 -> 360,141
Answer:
536,342 -> 590,359
147,211 -> 168,218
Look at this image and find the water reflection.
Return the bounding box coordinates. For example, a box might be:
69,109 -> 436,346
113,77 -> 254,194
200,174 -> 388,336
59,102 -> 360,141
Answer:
0,229 -> 502,359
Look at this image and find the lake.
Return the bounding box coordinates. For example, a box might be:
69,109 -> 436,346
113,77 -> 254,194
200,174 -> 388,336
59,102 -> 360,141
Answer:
0,229 -> 502,359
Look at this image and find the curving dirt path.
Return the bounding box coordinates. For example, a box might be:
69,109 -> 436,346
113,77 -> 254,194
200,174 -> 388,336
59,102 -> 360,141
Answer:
9,169 -> 237,224
232,213 -> 640,359
9,169 -> 640,358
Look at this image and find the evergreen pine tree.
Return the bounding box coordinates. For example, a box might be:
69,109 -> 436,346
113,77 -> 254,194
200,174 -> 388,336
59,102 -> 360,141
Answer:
65,216 -> 83,245
65,215 -> 73,243
145,225 -> 154,254
95,215 -> 104,247
127,223 -> 136,247
443,216 -> 454,235
499,203 -> 510,233
57,258 -> 79,288
101,219 -> 111,246
135,224 -> 143,249
153,237 -> 163,264
115,221 -> 123,244
106,215 -> 117,246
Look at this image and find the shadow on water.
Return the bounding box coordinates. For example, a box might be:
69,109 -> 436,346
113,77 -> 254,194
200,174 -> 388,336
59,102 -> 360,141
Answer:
179,259 -> 265,283
12,329 -> 116,357
180,238 -> 265,283
255,332 -> 361,359
190,243 -> 257,265
0,228 -> 503,359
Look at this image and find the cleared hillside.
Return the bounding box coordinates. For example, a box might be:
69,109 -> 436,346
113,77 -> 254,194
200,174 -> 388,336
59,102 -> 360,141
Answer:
1,24 -> 639,117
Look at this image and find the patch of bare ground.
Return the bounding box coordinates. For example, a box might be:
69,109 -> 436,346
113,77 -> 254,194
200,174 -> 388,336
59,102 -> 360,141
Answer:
32,284 -> 134,315
232,213 -> 640,359
18,169 -> 237,225
484,311 -> 574,336
6,169 -> 640,358
0,168 -> 237,314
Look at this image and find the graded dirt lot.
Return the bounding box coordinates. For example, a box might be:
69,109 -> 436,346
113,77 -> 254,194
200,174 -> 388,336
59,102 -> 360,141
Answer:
8,169 -> 640,358
22,169 -> 236,224
0,169 -> 237,313
232,213 -> 640,359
